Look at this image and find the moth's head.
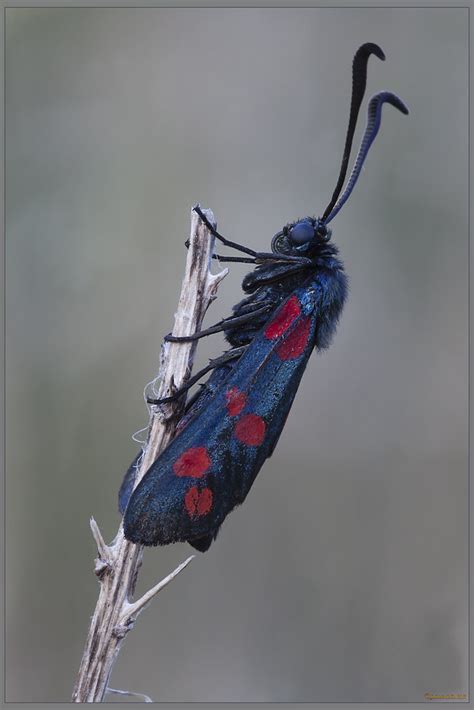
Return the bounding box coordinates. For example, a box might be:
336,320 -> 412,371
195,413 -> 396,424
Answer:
271,217 -> 331,257
271,44 -> 408,254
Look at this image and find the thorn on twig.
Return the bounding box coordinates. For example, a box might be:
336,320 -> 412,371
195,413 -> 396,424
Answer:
90,517 -> 113,567
208,268 -> 229,298
121,555 -> 195,624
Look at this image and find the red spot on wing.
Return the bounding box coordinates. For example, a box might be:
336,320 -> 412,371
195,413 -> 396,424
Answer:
226,387 -> 247,416
276,315 -> 312,361
173,447 -> 211,478
184,486 -> 213,517
234,413 -> 266,446
264,295 -> 301,340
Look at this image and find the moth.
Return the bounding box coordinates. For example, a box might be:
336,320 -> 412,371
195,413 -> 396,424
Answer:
120,43 -> 408,552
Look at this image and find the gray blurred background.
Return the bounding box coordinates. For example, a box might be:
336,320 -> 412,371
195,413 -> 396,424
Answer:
6,7 -> 468,703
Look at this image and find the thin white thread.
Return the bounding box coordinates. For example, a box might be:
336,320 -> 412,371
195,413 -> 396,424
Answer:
106,687 -> 152,703
131,426 -> 148,446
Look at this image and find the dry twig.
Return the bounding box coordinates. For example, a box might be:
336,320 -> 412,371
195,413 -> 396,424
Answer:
72,207 -> 228,702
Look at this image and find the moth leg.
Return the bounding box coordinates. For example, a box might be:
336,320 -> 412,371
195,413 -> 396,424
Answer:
210,253 -> 312,266
184,243 -> 255,266
164,303 -> 272,342
181,362 -> 233,416
147,346 -> 246,405
254,251 -> 313,266
211,254 -> 256,264
193,204 -> 257,257
193,206 -> 312,266
184,241 -> 254,264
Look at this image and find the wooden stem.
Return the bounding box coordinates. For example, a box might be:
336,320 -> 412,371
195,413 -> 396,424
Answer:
72,207 -> 228,702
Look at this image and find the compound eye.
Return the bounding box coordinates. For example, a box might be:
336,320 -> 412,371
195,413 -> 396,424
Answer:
289,220 -> 315,245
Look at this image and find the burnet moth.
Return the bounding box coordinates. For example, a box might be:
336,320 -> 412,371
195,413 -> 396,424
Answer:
120,43 -> 408,552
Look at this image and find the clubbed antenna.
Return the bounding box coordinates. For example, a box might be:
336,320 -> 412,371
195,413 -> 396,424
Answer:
323,91 -> 409,225
321,43 -> 386,223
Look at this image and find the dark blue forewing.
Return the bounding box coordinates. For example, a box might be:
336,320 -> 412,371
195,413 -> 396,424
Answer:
118,364 -> 234,516
124,285 -> 321,549
118,452 -> 141,516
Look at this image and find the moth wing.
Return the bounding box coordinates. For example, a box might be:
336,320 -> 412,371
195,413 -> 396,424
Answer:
124,289 -> 320,549
118,365 -> 234,516
118,452 -> 141,516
